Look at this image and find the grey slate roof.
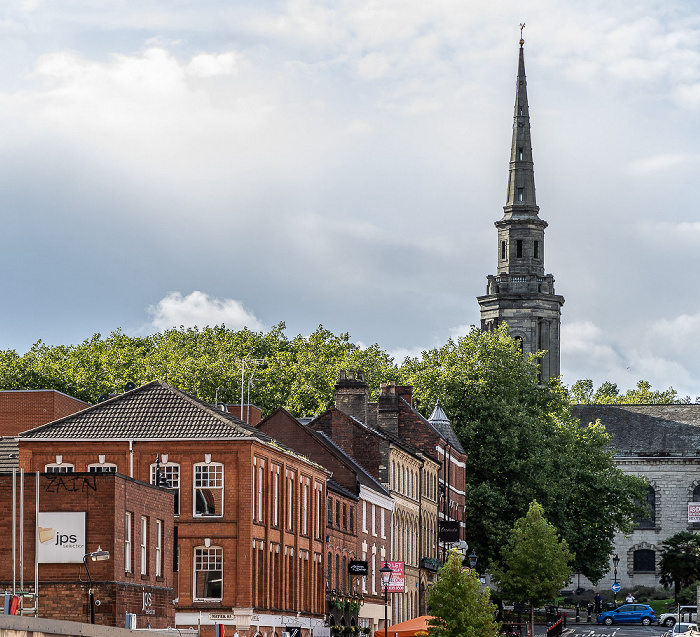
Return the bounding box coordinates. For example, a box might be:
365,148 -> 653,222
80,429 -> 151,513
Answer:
0,437 -> 19,472
425,399 -> 465,454
19,380 -> 274,442
573,403 -> 700,457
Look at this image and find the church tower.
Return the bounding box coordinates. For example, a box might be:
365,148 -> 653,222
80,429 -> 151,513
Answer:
477,32 -> 564,381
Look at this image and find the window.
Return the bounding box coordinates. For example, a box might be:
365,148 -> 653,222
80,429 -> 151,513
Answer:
273,467 -> 280,527
516,239 -> 523,258
518,147 -> 523,160
328,497 -> 333,527
155,520 -> 163,577
287,472 -> 295,531
256,463 -> 264,522
372,504 -> 376,536
302,480 -> 309,535
342,503 -> 347,530
534,240 -> 540,259
635,486 -> 656,528
194,463 -> 224,517
140,516 -> 148,574
501,240 -> 507,260
633,549 -> 655,573
150,463 -> 180,516
45,463 -> 74,473
381,509 -> 385,538
125,512 -> 132,573
88,463 -> 117,473
517,188 -> 524,201
363,501 -> 367,532
349,506 -> 354,533
194,547 -> 223,601
336,500 -> 340,527
315,484 -> 322,538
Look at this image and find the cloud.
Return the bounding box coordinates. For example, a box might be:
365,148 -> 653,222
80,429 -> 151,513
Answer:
146,291 -> 265,332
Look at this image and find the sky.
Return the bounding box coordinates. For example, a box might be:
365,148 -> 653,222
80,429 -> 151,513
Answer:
2,1 -> 700,398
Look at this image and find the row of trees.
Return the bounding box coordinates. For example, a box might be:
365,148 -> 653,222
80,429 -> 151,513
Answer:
0,324 -> 660,579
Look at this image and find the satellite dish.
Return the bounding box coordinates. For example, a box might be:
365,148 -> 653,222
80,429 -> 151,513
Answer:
98,394 -> 109,403
124,381 -> 136,392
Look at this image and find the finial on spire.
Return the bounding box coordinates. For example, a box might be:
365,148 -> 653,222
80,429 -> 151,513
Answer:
519,23 -> 525,47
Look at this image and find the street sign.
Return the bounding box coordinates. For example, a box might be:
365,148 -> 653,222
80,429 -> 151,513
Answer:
611,583 -> 621,593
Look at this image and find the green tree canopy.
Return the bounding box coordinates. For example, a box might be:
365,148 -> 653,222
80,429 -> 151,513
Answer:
570,379 -> 682,405
658,531 -> 700,602
491,501 -> 573,637
399,325 -> 647,582
426,549 -> 499,637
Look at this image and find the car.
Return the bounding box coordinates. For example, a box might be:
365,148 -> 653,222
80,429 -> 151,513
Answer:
660,607 -> 699,627
597,603 -> 657,626
663,622 -> 699,637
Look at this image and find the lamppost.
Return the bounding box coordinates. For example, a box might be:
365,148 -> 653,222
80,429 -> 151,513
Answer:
612,554 -> 620,606
83,546 -> 110,624
380,562 -> 393,637
467,550 -> 478,570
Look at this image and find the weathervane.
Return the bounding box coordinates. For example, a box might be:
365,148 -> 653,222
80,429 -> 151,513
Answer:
520,23 -> 525,47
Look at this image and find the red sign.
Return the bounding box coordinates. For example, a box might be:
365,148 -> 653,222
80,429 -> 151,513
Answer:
688,502 -> 700,523
386,561 -> 405,593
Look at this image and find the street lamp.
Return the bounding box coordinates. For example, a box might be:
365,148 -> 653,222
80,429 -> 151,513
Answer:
380,562 -> 393,637
83,546 -> 110,624
612,554 -> 620,606
467,550 -> 478,570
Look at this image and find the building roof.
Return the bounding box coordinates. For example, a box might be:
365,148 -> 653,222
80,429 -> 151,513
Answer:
420,399 -> 465,455
19,379 -> 274,442
574,403 -> 700,457
0,437 -> 19,472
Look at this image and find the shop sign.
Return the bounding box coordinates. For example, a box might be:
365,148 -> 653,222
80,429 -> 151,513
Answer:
37,512 -> 86,563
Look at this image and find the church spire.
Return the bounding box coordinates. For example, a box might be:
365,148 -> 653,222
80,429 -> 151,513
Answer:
504,28 -> 539,219
476,29 -> 565,383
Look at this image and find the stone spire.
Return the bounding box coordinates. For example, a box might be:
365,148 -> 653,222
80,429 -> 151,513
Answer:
477,31 -> 565,383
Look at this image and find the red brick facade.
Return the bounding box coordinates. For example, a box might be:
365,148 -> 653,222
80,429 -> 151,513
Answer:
0,390 -> 88,437
0,472 -> 174,627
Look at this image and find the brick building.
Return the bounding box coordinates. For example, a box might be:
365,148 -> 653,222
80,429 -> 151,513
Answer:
257,408 -> 394,634
0,390 -> 89,437
0,471 -> 174,627
311,371 -> 441,624
16,380 -> 329,637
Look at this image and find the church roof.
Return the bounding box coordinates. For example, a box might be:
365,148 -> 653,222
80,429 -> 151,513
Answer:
574,403 -> 700,457
425,400 -> 465,454
19,379 -> 274,442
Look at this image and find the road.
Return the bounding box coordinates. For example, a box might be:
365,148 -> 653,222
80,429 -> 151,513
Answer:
557,626 -> 667,637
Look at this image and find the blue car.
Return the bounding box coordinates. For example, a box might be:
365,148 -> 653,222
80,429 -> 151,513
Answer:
597,604 -> 657,625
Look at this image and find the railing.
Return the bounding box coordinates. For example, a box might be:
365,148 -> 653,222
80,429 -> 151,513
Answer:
546,618 -> 563,637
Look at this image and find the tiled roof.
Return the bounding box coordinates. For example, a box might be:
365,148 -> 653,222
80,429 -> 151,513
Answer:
19,380 -> 274,442
573,404 -> 700,457
426,400 -> 465,454
0,437 -> 19,472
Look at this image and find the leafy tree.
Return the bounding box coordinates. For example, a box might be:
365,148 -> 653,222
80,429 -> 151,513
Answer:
658,532 -> 700,602
399,325 -> 648,582
491,501 -> 573,637
426,549 -> 499,637
570,379 -> 681,405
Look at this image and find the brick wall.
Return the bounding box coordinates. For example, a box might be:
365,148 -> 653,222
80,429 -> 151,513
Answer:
0,390 -> 88,437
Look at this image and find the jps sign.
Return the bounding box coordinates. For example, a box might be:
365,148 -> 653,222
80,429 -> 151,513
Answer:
37,512 -> 86,563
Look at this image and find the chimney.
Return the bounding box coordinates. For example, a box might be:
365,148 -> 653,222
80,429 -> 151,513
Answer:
395,385 -> 413,407
377,381 -> 399,436
335,369 -> 368,424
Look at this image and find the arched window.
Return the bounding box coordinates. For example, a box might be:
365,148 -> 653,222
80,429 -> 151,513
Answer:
635,486 -> 656,529
633,549 -> 655,573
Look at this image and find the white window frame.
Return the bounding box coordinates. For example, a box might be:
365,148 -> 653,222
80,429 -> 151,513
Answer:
273,466 -> 279,527
193,546 -> 223,602
125,512 -> 132,573
44,463 -> 74,473
257,463 -> 264,522
372,504 -> 376,536
303,479 -> 309,535
140,516 -> 148,575
362,501 -> 367,533
155,519 -> 163,577
381,508 -> 385,538
150,462 -> 181,516
193,462 -> 224,518
287,472 -> 294,531
88,463 -> 117,473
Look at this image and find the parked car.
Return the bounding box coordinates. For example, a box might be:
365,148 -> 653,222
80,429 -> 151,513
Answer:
597,604 -> 657,626
660,607 -> 699,627
662,622 -> 699,637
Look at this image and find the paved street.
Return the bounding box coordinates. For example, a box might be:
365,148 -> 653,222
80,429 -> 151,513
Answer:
558,626 -> 668,637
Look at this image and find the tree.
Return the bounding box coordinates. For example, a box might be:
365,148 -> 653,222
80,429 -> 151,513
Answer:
491,501 -> 573,637
399,325 -> 648,581
658,532 -> 700,602
570,379 -> 681,405
426,549 -> 499,637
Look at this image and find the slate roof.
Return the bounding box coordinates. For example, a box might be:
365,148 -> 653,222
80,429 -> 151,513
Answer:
19,380 -> 274,442
0,437 -> 19,472
423,399 -> 465,454
573,404 -> 700,457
